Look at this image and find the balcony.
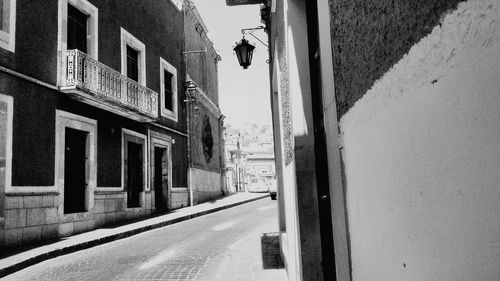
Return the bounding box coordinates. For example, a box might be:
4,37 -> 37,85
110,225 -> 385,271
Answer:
60,50 -> 158,121
225,0 -> 265,6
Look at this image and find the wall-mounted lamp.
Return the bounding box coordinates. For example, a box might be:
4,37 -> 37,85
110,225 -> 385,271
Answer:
233,26 -> 267,69
233,38 -> 255,69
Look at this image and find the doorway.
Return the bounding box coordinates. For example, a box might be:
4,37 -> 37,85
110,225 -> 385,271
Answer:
154,147 -> 169,210
64,127 -> 88,214
126,141 -> 143,208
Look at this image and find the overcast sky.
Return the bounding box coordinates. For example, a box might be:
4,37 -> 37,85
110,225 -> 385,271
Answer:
191,0 -> 272,128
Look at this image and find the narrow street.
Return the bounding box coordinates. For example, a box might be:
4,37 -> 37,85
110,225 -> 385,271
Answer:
2,198 -> 286,281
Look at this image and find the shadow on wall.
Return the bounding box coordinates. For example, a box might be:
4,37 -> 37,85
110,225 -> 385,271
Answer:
261,232 -> 284,269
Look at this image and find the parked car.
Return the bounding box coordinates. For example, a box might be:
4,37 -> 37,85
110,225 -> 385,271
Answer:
269,179 -> 277,200
248,178 -> 269,193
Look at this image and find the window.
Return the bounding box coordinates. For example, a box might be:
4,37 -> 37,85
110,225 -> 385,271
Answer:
67,4 -> 88,53
126,46 -> 139,82
0,0 -> 16,52
58,0 -> 98,58
120,28 -> 146,85
164,70 -> 173,111
160,57 -> 178,121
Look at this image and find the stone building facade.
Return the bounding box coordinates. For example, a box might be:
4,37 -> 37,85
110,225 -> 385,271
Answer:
0,0 -> 220,248
184,1 -> 226,205
228,0 -> 500,280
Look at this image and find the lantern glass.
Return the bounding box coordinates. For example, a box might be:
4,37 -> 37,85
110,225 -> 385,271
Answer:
233,38 -> 255,69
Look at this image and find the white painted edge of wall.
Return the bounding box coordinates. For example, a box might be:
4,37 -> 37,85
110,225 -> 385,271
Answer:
55,109 -> 97,218
0,94 -> 13,194
159,57 -> 178,122
0,0 -> 16,53
120,27 -> 146,86
57,0 -> 99,85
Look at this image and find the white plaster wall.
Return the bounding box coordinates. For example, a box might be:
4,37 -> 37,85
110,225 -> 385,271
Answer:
340,1 -> 500,280
189,168 -> 221,203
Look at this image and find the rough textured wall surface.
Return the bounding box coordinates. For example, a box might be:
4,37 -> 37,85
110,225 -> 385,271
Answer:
0,0 -> 59,84
0,75 -> 57,186
329,0 -> 463,118
340,1 -> 500,280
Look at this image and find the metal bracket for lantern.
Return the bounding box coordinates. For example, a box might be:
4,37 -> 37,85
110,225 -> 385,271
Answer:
233,26 -> 268,69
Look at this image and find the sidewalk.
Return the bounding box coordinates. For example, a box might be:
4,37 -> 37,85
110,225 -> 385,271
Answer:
0,192 -> 269,278
208,232 -> 287,281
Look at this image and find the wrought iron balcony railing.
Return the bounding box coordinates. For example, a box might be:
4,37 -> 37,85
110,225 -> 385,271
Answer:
60,49 -> 158,120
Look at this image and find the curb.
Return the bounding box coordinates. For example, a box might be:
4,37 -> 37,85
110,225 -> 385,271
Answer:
0,194 -> 269,278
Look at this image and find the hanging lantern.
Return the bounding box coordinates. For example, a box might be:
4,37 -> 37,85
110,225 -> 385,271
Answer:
233,38 -> 255,69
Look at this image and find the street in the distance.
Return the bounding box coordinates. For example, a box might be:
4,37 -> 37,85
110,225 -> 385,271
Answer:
1,198 -> 286,281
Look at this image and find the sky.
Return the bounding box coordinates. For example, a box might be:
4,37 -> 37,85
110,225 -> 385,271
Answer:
190,0 -> 272,128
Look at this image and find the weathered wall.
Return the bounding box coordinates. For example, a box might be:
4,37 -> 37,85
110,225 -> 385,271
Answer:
91,0 -> 186,131
0,0 -> 188,187
340,1 -> 500,280
3,194 -> 60,246
0,74 -> 57,186
184,3 -> 220,105
329,0 -> 463,118
0,0 -> 59,84
189,104 -> 221,173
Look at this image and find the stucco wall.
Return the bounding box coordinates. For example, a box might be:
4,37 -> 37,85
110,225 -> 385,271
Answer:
92,0 -> 186,131
0,0 -> 59,84
189,167 -> 221,204
340,1 -> 500,280
269,0 -> 325,280
329,0 -> 463,119
0,74 -> 57,186
184,3 -> 220,106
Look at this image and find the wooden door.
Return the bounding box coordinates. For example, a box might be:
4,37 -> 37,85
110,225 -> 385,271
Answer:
127,141 -> 143,208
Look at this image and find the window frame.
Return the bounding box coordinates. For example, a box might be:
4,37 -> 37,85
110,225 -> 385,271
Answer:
57,0 -> 98,87
148,130 -> 173,209
0,94 -> 13,197
55,110 -> 97,219
159,57 -> 178,122
0,0 -> 16,52
67,4 -> 89,54
120,28 -> 146,86
57,0 -> 98,58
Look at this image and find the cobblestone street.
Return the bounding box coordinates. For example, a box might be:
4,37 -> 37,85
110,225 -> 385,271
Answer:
2,198 -> 286,281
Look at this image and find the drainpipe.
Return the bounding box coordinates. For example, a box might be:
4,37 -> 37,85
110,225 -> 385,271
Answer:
219,115 -> 226,195
184,80 -> 196,206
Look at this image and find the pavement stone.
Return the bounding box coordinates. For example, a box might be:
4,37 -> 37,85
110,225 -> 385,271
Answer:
0,192 -> 270,279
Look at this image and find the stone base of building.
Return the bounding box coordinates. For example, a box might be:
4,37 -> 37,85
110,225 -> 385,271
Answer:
189,168 -> 223,205
0,191 -> 157,248
171,188 -> 189,209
